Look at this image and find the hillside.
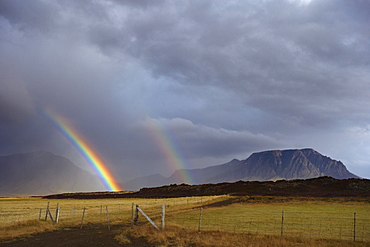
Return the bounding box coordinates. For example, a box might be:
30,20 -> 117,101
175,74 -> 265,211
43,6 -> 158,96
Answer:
0,151 -> 105,197
124,148 -> 359,190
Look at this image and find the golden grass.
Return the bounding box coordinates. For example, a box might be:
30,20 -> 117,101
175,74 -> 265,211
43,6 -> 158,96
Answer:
162,196 -> 370,242
1,195 -> 369,244
0,195 -> 220,239
115,224 -> 369,247
0,195 -> 214,224
0,220 -> 57,240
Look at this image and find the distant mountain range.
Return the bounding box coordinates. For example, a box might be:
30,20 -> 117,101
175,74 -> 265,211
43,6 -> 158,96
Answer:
0,148 -> 359,196
123,148 -> 359,190
0,151 -> 105,197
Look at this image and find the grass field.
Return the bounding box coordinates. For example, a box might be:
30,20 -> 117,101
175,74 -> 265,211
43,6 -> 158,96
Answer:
165,197 -> 370,242
1,195 -> 369,245
0,196 -> 218,230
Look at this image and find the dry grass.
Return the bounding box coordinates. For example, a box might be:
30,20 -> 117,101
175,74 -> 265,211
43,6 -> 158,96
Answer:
0,219 -> 57,240
115,224 -> 369,247
164,196 -> 370,242
0,196 -> 216,225
1,196 -> 370,245
0,195 -> 221,240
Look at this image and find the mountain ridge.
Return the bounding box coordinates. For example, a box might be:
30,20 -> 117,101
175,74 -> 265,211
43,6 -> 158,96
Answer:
0,150 -> 106,197
124,148 -> 359,190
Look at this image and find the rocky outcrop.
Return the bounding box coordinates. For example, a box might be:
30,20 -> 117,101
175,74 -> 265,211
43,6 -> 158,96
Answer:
236,148 -> 358,181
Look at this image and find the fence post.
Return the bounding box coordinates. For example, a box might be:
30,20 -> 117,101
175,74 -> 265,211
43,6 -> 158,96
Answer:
44,202 -> 50,221
281,210 -> 284,236
80,207 -> 86,229
353,212 -> 356,242
106,206 -> 111,231
38,209 -> 42,220
131,203 -> 135,225
55,205 -> 60,223
136,206 -> 159,230
55,203 -> 59,223
45,208 -> 54,223
134,205 -> 139,225
161,204 -> 165,230
198,207 -> 203,232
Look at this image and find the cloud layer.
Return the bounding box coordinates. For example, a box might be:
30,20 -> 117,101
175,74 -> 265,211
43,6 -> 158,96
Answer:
1,0 -> 369,181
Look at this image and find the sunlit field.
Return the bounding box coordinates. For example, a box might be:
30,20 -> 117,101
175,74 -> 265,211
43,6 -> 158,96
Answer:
0,195 -> 219,235
165,197 -> 370,242
1,195 -> 369,245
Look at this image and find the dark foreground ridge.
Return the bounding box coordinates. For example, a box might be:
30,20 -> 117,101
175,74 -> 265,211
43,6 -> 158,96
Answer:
43,177 -> 370,199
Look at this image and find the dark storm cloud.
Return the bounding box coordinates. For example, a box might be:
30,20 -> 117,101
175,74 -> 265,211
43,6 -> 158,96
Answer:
0,0 -> 369,180
110,0 -> 370,128
68,0 -> 370,132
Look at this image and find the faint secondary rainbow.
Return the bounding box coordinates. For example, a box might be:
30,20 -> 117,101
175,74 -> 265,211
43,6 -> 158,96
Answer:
147,119 -> 194,185
45,109 -> 122,192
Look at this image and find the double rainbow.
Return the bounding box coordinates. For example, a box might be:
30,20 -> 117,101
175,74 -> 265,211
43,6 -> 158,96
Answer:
146,119 -> 194,185
45,109 -> 122,192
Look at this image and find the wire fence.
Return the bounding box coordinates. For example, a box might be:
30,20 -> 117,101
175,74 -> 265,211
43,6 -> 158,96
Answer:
1,197 -> 369,243
136,204 -> 370,242
0,196 -> 213,227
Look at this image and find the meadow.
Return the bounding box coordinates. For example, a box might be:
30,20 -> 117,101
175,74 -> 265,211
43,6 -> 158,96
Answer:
1,195 -> 369,246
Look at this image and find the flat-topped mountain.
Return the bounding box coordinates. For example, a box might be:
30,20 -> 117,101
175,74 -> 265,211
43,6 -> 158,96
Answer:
0,151 -> 105,197
225,148 -> 358,181
124,148 -> 359,190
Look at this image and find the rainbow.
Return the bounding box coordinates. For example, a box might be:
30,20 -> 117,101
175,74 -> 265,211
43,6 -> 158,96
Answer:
147,119 -> 194,184
45,109 -> 122,192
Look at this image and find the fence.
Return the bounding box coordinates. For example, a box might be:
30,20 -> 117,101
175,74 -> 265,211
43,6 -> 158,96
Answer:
1,197 -> 369,243
0,196 -> 214,228
132,204 -> 370,242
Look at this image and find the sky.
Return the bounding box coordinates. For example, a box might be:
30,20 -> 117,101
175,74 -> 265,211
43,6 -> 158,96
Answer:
0,0 -> 369,183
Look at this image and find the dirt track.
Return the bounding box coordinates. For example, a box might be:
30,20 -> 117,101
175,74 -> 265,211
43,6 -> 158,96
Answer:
0,223 -> 149,247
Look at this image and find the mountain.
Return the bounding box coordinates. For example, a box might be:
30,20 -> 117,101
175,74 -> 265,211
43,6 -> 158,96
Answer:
0,151 -> 106,197
124,148 -> 359,190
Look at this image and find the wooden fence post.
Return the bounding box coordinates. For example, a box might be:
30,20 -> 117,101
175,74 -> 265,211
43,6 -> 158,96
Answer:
106,206 -> 111,231
136,206 -> 159,230
131,203 -> 135,225
281,210 -> 285,236
55,205 -> 60,223
46,208 -> 54,222
44,202 -> 50,221
161,204 -> 165,230
55,203 -> 59,223
80,207 -> 86,229
38,209 -> 42,220
354,212 -> 356,242
134,205 -> 139,225
198,207 -> 203,232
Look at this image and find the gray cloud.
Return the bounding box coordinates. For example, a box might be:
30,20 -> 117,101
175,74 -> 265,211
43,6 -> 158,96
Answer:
139,117 -> 280,158
0,0 -> 369,181
0,74 -> 34,124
